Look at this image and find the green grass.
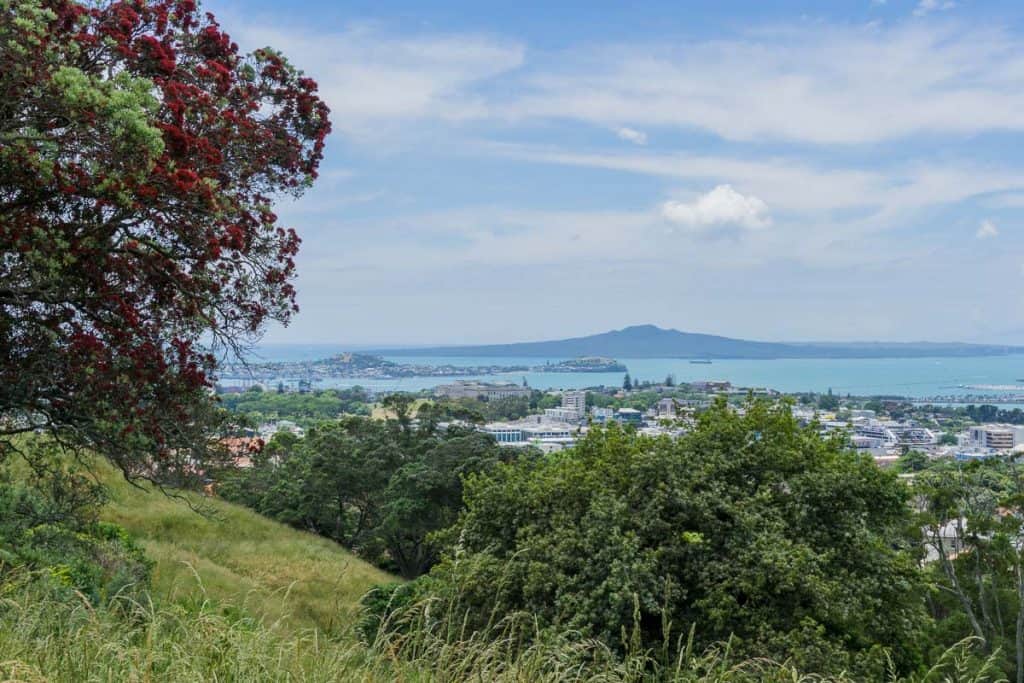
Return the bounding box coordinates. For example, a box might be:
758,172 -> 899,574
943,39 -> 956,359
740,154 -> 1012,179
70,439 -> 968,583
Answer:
98,464 -> 394,634
370,398 -> 432,420
0,576 -> 1004,683
0,459 -> 1007,682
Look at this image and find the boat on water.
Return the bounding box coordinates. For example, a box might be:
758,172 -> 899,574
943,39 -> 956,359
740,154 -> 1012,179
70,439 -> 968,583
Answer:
690,359 -> 713,365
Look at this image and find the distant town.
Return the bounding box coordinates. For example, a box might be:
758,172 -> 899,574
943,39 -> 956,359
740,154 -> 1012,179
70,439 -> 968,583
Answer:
218,352 -> 628,383
218,369 -> 1024,470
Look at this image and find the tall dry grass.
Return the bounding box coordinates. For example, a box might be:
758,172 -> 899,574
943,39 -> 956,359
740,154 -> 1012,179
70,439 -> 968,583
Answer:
0,570 -> 1006,683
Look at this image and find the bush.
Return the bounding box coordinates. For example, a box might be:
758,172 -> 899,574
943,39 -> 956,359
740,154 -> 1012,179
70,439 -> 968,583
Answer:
218,417 -> 509,578
0,451 -> 151,604
357,581 -> 419,644
412,398 -> 929,678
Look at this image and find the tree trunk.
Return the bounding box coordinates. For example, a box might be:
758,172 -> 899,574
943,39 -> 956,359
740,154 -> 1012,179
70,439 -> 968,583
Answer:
975,547 -> 997,637
1016,558 -> 1024,683
935,528 -> 987,645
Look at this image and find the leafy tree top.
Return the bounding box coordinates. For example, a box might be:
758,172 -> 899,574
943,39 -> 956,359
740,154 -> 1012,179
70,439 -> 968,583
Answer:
1,0 -> 330,480
423,398 -> 927,677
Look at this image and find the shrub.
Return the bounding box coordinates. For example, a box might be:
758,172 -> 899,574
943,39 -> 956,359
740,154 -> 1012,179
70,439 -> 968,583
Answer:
0,453 -> 151,604
412,399 -> 929,678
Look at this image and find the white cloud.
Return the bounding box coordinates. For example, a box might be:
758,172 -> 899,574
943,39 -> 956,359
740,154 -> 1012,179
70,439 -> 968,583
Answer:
977,219 -> 999,239
616,127 -> 647,145
661,185 -> 771,231
914,0 -> 956,17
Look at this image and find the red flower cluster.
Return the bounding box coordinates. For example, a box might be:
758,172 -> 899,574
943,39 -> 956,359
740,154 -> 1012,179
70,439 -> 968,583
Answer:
0,0 -> 330,482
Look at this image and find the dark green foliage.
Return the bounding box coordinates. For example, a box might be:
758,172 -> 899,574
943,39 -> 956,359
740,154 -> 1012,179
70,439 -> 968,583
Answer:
913,459 -> 1024,680
219,417 -> 509,578
965,405 -> 1001,423
899,449 -> 931,472
586,388 -> 701,413
357,581 -> 418,644
416,398 -> 928,677
532,392 -> 563,411
818,388 -> 840,410
218,387 -> 371,422
374,432 -> 513,577
425,396 -> 534,423
0,448 -> 151,604
965,404 -> 1024,425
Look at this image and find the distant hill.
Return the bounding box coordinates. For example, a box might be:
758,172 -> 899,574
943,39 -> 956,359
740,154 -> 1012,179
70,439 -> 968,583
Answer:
373,325 -> 1024,360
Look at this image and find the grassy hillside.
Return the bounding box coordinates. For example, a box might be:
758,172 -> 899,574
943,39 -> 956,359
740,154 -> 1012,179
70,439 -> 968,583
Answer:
99,465 -> 394,634
0,461 -> 998,681
0,462 -> 410,682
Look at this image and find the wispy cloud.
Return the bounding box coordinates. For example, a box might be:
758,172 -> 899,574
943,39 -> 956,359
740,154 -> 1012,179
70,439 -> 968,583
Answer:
226,19 -> 524,139
986,193 -> 1024,209
480,142 -> 1024,216
616,127 -> 648,145
977,219 -> 999,239
914,0 -> 956,17
507,22 -> 1024,144
227,14 -> 1024,146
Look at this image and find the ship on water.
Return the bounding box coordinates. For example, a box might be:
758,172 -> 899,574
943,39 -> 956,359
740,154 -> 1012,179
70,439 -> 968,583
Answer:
690,359 -> 713,365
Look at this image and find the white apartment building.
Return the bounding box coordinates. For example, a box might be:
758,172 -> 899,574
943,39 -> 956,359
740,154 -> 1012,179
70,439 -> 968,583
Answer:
482,419 -> 576,446
848,419 -> 935,448
561,391 -> 587,416
544,407 -> 584,423
656,398 -> 678,417
435,381 -> 531,401
853,420 -> 899,445
966,424 -> 1024,451
889,424 -> 937,447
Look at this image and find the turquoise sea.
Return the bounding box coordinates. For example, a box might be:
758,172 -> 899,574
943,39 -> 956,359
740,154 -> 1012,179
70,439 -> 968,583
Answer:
245,346 -> 1024,400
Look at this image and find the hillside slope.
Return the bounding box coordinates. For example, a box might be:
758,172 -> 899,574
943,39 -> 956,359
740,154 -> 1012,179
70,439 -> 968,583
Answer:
100,469 -> 394,633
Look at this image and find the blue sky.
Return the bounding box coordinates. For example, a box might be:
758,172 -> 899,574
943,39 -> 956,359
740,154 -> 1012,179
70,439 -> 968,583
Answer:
207,0 -> 1024,345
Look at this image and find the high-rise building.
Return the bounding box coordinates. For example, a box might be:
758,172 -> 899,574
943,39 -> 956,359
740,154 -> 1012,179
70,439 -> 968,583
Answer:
561,390 -> 587,417
968,425 -> 1024,451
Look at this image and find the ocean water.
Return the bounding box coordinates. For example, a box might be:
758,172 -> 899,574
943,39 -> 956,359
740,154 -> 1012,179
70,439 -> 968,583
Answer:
240,348 -> 1024,399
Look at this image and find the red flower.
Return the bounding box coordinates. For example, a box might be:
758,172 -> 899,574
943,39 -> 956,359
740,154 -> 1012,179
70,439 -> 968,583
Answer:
172,167 -> 200,192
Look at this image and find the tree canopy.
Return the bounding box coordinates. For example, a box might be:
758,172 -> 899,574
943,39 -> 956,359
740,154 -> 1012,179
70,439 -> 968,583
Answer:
417,398 -> 927,677
0,0 -> 329,479
913,459 -> 1024,681
218,416 -> 511,578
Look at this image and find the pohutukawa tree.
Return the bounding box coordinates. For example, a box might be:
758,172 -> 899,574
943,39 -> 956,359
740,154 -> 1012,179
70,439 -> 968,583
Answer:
0,0 -> 330,481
